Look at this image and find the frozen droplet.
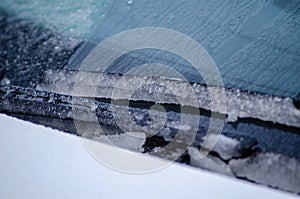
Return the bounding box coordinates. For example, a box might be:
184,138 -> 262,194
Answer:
48,93 -> 55,103
90,103 -> 98,111
177,124 -> 191,131
0,78 -> 10,86
98,12 -> 106,18
54,46 -> 60,51
158,127 -> 173,141
134,113 -> 144,121
125,0 -> 134,6
103,2 -> 109,8
227,112 -> 238,123
167,13 -> 174,22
